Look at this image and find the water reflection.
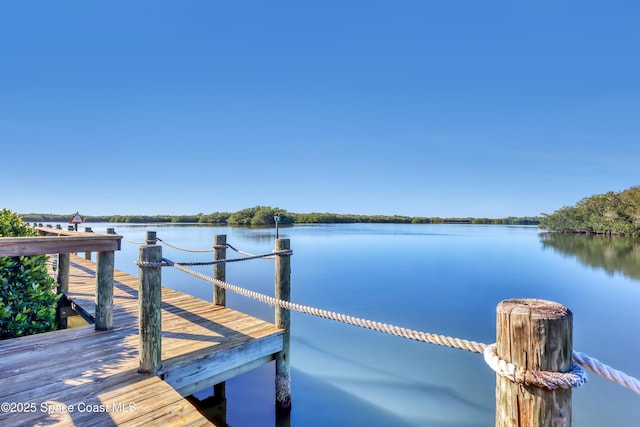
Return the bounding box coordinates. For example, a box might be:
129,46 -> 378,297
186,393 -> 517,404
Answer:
540,232 -> 640,280
187,392 -> 229,426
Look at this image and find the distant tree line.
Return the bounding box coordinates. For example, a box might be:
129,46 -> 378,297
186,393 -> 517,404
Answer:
21,207 -> 540,227
539,186 -> 640,236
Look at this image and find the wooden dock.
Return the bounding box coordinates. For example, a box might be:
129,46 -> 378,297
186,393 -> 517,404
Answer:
0,231 -> 287,426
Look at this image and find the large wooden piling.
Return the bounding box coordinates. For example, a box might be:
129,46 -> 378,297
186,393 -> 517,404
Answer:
95,249 -> 114,330
495,299 -> 573,426
138,231 -> 162,374
274,238 -> 291,411
57,253 -> 70,293
213,234 -> 227,402
84,226 -> 93,260
56,252 -> 70,329
213,234 -> 227,306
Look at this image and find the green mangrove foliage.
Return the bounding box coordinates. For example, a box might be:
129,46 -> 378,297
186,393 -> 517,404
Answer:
225,206 -> 294,226
20,209 -> 540,227
539,186 -> 640,236
0,209 -> 60,339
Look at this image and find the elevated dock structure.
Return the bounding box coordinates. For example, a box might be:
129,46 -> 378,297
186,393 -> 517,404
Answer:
0,227 -> 288,426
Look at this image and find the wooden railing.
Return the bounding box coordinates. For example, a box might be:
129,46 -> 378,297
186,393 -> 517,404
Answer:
0,225 -> 122,330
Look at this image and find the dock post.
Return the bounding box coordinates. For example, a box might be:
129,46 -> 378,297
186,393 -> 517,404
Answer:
95,248 -> 114,330
56,253 -> 70,329
84,227 -> 93,260
274,238 -> 291,411
213,234 -> 227,402
495,299 -> 573,426
138,231 -> 162,374
213,235 -> 226,306
57,253 -> 70,294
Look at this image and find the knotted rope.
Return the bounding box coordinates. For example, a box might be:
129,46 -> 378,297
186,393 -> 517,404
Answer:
483,344 -> 588,390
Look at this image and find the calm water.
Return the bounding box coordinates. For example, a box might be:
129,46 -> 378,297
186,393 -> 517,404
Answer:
71,223 -> 640,426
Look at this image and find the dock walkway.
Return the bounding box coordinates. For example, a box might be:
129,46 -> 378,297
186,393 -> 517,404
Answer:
0,255 -> 284,426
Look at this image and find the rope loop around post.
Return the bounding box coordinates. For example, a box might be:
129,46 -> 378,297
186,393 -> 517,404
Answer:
483,343 -> 588,390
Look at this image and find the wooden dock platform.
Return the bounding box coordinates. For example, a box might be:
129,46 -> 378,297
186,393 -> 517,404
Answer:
0,254 -> 285,426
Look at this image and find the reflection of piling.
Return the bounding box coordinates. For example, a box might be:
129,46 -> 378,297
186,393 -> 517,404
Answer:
84,227 -> 93,260
138,231 -> 162,373
274,238 -> 291,411
495,299 -> 573,426
186,394 -> 228,425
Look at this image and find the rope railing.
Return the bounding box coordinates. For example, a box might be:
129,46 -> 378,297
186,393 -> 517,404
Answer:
121,236 -> 147,245
124,235 -> 273,258
225,242 -> 272,258
573,351 -> 640,394
171,260 -> 487,352
158,257 -> 640,396
135,251 -> 290,268
156,238 -> 215,253
130,235 -> 640,397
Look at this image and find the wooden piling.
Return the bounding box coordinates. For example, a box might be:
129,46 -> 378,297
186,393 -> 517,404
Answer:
95,250 -> 114,330
84,227 -> 93,260
56,253 -> 69,329
213,234 -> 227,400
213,234 -> 226,306
495,299 -> 573,426
57,253 -> 70,293
274,238 -> 291,411
138,231 -> 162,374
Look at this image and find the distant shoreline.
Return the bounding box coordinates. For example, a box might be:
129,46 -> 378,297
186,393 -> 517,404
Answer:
21,206 -> 540,227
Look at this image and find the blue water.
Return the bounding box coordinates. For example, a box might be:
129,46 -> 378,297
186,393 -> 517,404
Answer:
67,223 -> 640,426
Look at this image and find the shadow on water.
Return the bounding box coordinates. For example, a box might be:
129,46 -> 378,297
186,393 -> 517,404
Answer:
187,392 -> 231,427
289,368 -> 486,427
187,355 -> 489,427
291,337 -> 492,427
185,368 -> 416,427
294,337 -> 490,415
539,232 -> 640,281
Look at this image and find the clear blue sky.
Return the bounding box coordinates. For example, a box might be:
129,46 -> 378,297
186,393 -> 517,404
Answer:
2,1 -> 638,218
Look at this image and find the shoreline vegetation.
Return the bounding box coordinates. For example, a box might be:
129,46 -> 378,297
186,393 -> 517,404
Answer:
20,206 -> 540,226
539,186 -> 640,237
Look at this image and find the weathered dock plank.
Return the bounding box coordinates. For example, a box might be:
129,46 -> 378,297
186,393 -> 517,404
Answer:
0,254 -> 285,426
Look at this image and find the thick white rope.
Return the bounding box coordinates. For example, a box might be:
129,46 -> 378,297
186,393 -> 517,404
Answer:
573,351 -> 640,395
156,238 -> 214,253
172,262 -> 488,353
122,236 -> 147,245
225,242 -> 274,258
138,257 -> 640,395
135,237 -> 275,258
